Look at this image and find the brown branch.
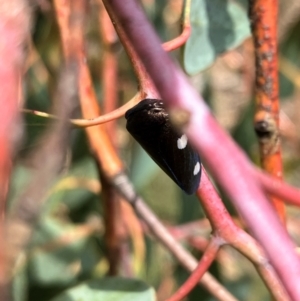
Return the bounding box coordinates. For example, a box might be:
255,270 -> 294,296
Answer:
99,169 -> 124,275
96,1 -> 126,275
54,0 -> 127,275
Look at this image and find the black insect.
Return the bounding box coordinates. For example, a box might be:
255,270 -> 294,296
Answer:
125,99 -> 201,194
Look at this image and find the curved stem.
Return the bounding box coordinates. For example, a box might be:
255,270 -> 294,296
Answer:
165,237 -> 222,301
22,93 -> 140,127
162,0 -> 191,52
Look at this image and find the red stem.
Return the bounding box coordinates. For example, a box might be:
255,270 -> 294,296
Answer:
165,237 -> 221,301
163,25 -> 191,52
256,169 -> 300,207
99,4 -> 119,140
197,169 -> 289,300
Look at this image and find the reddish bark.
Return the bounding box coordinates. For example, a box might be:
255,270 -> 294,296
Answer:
250,0 -> 285,222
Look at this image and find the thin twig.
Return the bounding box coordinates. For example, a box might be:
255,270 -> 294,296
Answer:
165,237 -> 222,301
22,92 -> 139,127
97,1 -> 127,275
162,0 -> 191,52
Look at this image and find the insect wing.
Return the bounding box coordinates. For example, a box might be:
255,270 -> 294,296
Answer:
160,129 -> 201,194
125,99 -> 201,194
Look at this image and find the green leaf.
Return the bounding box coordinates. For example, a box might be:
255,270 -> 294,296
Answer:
45,157 -> 99,213
279,20 -> 300,99
12,263 -> 28,301
28,217 -> 91,286
8,165 -> 33,210
51,277 -> 156,301
183,0 -> 250,74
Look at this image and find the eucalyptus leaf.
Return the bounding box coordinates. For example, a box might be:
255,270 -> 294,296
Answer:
51,277 -> 155,301
184,0 -> 250,74
279,20 -> 300,98
29,217 -> 89,286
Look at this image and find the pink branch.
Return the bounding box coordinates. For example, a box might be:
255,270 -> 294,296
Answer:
105,0 -> 300,299
197,170 -> 289,299
257,169 -> 300,207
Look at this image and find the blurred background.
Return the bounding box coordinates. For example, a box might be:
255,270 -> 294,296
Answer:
10,0 -> 300,300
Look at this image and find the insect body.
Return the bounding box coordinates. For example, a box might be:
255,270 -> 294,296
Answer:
125,99 -> 201,194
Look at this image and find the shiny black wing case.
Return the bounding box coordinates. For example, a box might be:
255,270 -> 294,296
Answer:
125,99 -> 201,194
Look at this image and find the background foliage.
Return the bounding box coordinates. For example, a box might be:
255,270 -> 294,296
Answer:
10,0 -> 300,300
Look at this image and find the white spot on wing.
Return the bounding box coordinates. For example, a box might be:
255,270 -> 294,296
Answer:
193,162 -> 200,176
177,134 -> 188,149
